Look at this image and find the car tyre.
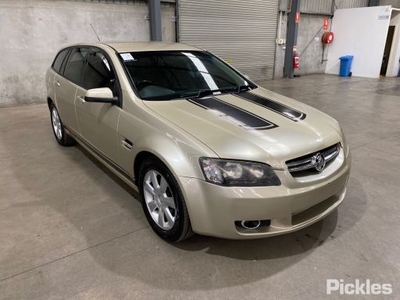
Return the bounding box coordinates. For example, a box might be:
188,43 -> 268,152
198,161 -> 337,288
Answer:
49,103 -> 75,146
139,158 -> 193,242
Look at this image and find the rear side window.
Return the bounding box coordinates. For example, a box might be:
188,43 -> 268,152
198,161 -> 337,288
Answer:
64,48 -> 87,84
52,49 -> 69,74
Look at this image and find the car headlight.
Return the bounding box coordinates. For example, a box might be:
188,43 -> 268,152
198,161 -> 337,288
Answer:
199,158 -> 281,186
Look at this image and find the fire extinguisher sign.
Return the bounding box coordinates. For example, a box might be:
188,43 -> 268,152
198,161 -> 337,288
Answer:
295,12 -> 300,23
323,18 -> 329,30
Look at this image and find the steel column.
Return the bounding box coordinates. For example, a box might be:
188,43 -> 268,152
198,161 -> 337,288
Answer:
368,0 -> 380,6
284,0 -> 300,78
149,0 -> 162,41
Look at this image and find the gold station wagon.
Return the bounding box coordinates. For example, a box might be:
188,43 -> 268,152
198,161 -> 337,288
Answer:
46,42 -> 351,242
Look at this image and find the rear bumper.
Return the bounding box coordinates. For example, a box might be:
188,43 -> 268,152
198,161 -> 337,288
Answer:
179,154 -> 351,240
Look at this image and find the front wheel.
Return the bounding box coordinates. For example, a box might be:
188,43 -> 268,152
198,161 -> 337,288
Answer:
49,103 -> 75,146
139,158 -> 193,242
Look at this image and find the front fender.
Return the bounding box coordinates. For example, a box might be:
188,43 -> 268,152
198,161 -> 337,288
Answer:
117,108 -> 217,183
131,133 -> 209,181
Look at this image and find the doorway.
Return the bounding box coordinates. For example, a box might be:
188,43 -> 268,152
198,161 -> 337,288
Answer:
381,25 -> 395,76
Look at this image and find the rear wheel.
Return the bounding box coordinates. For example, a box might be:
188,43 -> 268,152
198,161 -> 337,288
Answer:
139,158 -> 193,242
49,103 -> 75,146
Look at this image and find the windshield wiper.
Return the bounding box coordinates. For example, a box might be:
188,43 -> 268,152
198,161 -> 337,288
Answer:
183,85 -> 253,99
181,88 -> 225,99
234,85 -> 252,93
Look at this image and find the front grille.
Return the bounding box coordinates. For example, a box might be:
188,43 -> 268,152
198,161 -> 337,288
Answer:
286,143 -> 340,174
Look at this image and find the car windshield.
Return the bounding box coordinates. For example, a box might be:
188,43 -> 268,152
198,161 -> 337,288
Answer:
120,51 -> 256,100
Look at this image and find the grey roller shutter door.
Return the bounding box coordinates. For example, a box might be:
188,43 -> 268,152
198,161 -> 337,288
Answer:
178,0 -> 279,81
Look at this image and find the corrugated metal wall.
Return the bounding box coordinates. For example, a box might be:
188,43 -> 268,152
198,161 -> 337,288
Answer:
178,0 -> 279,81
280,0 -> 368,14
380,0 -> 400,7
333,0 -> 369,9
300,0 -> 331,13
70,0 -> 175,3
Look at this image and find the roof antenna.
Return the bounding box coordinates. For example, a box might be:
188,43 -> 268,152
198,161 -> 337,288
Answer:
90,23 -> 101,41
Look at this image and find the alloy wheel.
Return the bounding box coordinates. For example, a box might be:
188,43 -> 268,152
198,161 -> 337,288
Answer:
143,170 -> 177,230
51,108 -> 62,140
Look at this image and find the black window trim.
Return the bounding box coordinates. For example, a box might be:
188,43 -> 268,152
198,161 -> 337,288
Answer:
51,47 -> 72,75
59,47 -> 73,76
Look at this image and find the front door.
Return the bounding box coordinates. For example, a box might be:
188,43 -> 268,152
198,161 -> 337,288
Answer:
75,49 -> 122,166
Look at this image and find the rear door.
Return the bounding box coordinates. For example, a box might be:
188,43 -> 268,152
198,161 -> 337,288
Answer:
75,48 -> 122,166
56,47 -> 89,134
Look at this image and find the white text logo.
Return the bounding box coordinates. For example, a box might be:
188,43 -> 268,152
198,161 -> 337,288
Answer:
326,279 -> 393,295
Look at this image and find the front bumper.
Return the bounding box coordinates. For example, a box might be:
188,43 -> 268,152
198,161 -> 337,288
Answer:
179,152 -> 351,240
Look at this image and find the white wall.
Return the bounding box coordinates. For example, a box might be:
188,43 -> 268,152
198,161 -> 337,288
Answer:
386,10 -> 400,77
0,0 -> 176,107
325,6 -> 392,78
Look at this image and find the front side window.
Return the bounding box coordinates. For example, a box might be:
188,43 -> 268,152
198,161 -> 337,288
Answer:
63,48 -> 87,84
82,51 -> 117,95
120,51 -> 255,100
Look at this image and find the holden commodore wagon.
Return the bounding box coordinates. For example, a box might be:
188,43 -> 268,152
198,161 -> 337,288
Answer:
46,42 -> 351,242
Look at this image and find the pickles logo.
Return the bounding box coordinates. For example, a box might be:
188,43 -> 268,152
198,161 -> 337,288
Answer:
326,279 -> 393,295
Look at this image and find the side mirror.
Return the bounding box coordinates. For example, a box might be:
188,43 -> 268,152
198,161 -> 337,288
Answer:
84,88 -> 117,104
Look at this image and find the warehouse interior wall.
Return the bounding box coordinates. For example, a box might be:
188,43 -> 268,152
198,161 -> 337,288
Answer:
385,10 -> 400,76
275,0 -> 372,78
381,0 -> 400,6
0,0 -> 176,107
325,6 -> 392,78
296,15 -> 331,75
275,13 -> 330,78
274,12 -> 287,78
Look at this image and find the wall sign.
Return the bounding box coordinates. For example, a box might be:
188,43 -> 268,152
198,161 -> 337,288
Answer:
295,12 -> 300,23
323,18 -> 329,30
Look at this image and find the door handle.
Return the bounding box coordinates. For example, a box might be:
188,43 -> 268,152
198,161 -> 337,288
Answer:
55,81 -> 61,86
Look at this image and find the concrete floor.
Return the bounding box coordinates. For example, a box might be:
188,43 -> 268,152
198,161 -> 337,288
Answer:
0,74 -> 399,299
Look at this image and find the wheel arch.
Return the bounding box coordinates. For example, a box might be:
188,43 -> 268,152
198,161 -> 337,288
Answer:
132,135 -> 208,186
133,151 -> 158,185
133,148 -> 200,187
47,97 -> 54,109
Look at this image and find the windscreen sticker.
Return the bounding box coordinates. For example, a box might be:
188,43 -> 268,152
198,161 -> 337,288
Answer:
120,53 -> 135,62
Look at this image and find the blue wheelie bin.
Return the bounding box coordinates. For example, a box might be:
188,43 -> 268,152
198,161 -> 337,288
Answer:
339,55 -> 354,77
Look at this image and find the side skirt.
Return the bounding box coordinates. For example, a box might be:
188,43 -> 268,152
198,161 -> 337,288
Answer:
64,126 -> 139,193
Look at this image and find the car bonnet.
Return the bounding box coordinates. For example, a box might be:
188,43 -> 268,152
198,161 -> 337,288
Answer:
143,87 -> 342,169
